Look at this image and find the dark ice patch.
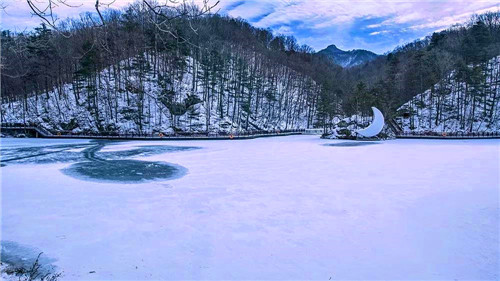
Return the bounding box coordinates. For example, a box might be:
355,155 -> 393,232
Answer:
1,241 -> 57,276
62,160 -> 186,183
0,141 -> 199,165
0,143 -> 92,164
323,142 -> 380,147
2,141 -> 194,183
98,145 -> 198,159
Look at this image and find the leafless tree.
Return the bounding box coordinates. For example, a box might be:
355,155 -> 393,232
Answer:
25,0 -> 218,30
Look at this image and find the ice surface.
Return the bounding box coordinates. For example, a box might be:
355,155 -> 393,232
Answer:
1,136 -> 499,280
323,141 -> 379,147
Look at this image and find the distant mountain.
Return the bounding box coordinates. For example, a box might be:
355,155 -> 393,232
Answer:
317,44 -> 379,68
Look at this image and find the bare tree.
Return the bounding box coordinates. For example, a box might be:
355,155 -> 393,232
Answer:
25,0 -> 218,30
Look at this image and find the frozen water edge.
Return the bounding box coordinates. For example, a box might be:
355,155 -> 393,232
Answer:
1,136 -> 499,280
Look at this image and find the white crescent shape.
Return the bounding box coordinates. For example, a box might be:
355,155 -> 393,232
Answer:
356,107 -> 385,137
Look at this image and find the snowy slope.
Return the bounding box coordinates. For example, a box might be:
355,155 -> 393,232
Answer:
0,55 -> 318,135
397,56 -> 500,133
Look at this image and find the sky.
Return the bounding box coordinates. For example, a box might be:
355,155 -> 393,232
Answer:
1,0 -> 499,54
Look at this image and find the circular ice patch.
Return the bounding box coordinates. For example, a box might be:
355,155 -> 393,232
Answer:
63,160 -> 186,183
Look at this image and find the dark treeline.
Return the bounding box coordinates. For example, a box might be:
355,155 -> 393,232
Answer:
1,3 -> 499,133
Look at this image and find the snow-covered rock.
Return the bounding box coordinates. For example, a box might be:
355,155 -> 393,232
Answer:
323,114 -> 394,139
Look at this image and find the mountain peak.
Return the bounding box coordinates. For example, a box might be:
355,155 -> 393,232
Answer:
317,44 -> 379,68
325,44 -> 344,53
326,44 -> 340,50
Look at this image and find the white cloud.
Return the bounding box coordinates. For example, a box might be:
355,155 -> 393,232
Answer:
409,5 -> 500,30
274,25 -> 293,35
370,30 -> 389,36
218,0 -> 499,31
367,23 -> 384,29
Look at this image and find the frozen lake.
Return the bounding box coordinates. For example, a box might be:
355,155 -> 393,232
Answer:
1,136 -> 499,280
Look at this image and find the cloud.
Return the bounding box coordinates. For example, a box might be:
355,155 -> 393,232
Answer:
1,0 -> 499,53
274,25 -> 293,36
369,30 -> 389,36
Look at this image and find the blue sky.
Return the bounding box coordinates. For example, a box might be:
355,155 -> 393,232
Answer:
1,0 -> 499,53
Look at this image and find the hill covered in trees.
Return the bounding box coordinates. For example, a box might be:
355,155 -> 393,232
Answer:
1,3 -> 499,135
397,55 -> 500,133
0,4 -> 339,134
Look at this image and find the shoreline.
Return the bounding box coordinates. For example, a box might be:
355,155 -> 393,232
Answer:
0,130 -> 305,141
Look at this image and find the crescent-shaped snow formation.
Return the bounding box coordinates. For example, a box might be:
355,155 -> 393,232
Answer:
356,107 -> 385,138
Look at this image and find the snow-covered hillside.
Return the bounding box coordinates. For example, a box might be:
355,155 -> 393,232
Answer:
397,56 -> 500,133
0,53 -> 320,135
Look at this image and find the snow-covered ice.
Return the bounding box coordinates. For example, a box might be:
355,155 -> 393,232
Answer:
1,136 -> 499,280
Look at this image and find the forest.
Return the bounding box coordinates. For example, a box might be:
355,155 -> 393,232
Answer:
1,1 -> 499,135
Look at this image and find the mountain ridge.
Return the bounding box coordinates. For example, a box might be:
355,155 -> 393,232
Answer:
317,44 -> 379,68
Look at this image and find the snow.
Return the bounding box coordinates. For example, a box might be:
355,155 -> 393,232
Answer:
1,136 -> 499,280
0,265 -> 16,281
